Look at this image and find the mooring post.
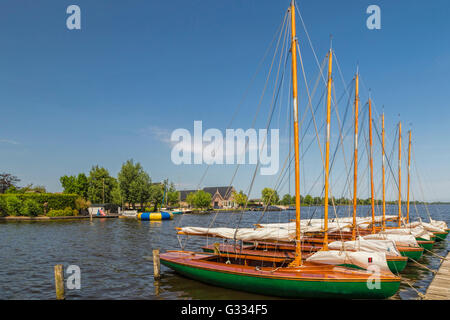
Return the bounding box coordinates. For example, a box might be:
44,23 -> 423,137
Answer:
153,249 -> 161,280
54,264 -> 65,300
213,242 -> 220,255
154,280 -> 160,296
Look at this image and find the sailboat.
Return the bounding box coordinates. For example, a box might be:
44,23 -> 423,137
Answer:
160,1 -> 401,299
282,101 -> 424,260
200,96 -> 408,273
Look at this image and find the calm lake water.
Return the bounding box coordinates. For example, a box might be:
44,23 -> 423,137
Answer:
0,204 -> 448,299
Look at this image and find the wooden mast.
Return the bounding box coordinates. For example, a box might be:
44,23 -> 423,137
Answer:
381,113 -> 386,230
368,98 -> 375,233
323,48 -> 333,250
290,0 -> 302,266
352,72 -> 359,240
398,121 -> 402,227
406,130 -> 412,224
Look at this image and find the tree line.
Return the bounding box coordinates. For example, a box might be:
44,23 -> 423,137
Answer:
59,159 -> 179,211
259,188 -> 429,207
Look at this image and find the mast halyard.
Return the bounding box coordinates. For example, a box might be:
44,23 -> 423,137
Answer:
323,48 -> 333,250
289,0 -> 302,266
382,113 -> 386,230
398,121 -> 402,227
369,98 -> 375,233
406,130 -> 412,224
352,72 -> 359,240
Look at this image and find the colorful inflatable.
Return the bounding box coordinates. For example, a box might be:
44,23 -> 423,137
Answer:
138,212 -> 173,221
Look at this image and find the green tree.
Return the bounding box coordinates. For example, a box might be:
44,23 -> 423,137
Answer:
261,188 -> 279,206
280,194 -> 292,206
186,192 -> 196,208
304,194 -> 313,205
87,166 -> 117,204
111,184 -> 122,206
0,173 -> 20,194
149,184 -> 164,211
233,190 -> 247,208
118,159 -> 152,209
60,173 -> 88,198
165,182 -> 179,206
193,190 -> 212,209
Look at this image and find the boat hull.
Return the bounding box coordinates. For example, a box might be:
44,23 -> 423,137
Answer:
202,244 -> 408,274
398,247 -> 423,260
161,251 -> 400,299
416,240 -> 434,250
386,258 -> 408,273
433,231 -> 448,241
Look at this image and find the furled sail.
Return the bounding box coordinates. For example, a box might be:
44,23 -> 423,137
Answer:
363,233 -> 419,247
382,226 -> 433,240
406,221 -> 446,233
178,226 -> 296,242
328,238 -> 401,257
429,219 -> 448,230
306,250 -> 391,273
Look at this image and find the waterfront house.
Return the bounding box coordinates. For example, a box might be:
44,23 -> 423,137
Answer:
179,186 -> 237,209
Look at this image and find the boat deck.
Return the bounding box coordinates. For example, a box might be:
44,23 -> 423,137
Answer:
424,252 -> 450,300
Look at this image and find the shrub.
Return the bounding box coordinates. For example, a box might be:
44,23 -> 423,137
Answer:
6,196 -> 22,216
22,199 -> 43,217
75,197 -> 91,210
47,207 -> 78,217
0,197 -> 6,216
0,193 -> 77,211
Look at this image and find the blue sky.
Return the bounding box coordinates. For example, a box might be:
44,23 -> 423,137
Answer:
1,0 -> 449,201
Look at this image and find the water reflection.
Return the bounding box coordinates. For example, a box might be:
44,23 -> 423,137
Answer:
0,204 -> 447,299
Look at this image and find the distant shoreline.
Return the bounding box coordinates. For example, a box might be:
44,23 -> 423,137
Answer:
0,215 -> 119,221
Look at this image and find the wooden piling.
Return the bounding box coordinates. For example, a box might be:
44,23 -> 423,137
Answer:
54,264 -> 65,300
154,280 -> 160,296
153,249 -> 161,280
213,243 -> 220,255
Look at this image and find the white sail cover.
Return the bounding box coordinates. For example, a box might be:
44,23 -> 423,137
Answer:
178,226 -> 296,242
259,215 -> 398,232
258,221 -> 353,233
430,219 -> 448,230
406,221 -> 446,233
306,250 -> 391,273
363,233 -> 418,246
382,226 -> 433,240
328,238 -> 401,257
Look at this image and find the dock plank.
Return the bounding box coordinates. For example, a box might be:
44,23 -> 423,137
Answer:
424,252 -> 450,300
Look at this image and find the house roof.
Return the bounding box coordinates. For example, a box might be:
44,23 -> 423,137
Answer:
202,186 -> 234,200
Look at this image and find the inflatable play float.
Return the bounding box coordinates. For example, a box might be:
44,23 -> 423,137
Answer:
138,212 -> 173,221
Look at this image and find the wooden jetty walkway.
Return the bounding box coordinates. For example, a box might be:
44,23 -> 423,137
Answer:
424,252 -> 450,300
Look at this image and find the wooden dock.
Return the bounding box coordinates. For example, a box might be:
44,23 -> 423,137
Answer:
424,252 -> 450,300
